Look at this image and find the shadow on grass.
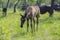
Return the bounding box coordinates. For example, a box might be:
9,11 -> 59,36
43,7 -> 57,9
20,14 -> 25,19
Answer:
57,17 -> 60,20
40,17 -> 54,23
51,32 -> 60,37
12,32 -> 27,38
11,31 -> 35,39
0,16 -> 5,19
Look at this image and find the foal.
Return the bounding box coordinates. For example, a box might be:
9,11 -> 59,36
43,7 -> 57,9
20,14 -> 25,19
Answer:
20,5 -> 40,32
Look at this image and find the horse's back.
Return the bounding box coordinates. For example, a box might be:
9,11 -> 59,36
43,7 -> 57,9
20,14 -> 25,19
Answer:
25,6 -> 40,17
32,6 -> 40,12
30,6 -> 40,16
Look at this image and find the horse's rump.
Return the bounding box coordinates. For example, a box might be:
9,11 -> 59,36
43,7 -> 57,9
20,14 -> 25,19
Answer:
25,6 -> 40,17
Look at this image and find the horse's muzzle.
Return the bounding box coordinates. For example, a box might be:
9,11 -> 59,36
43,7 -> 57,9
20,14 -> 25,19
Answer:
20,25 -> 23,28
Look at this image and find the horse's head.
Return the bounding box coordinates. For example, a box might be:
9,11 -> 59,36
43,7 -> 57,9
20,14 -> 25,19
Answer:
20,14 -> 26,28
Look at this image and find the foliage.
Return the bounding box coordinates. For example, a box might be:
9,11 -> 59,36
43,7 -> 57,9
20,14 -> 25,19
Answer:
0,0 -> 60,8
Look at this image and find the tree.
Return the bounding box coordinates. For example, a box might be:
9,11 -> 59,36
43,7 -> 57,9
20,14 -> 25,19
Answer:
55,0 -> 60,4
36,0 -> 42,6
51,0 -> 55,7
21,0 -> 28,10
49,0 -> 55,17
14,0 -> 20,13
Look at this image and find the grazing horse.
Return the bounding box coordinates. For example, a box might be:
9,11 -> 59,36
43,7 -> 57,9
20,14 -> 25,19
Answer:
2,0 -> 9,17
20,5 -> 40,32
2,8 -> 7,16
39,5 -> 53,17
39,4 -> 60,17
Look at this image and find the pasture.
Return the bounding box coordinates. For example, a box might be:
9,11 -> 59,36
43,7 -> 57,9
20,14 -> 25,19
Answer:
0,9 -> 60,40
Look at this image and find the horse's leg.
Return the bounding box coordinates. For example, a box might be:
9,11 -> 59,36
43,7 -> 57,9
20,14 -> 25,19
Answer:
2,12 -> 4,17
5,12 -> 7,16
36,17 -> 39,31
49,9 -> 54,17
30,18 -> 33,33
36,17 -> 38,31
3,12 -> 6,17
33,18 -> 35,32
27,18 -> 29,32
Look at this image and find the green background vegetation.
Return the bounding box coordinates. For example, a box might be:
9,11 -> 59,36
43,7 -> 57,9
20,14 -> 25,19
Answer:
0,9 -> 60,40
0,0 -> 60,40
0,0 -> 60,8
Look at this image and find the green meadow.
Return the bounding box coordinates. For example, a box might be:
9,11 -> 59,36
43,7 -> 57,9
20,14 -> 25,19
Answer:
0,9 -> 60,40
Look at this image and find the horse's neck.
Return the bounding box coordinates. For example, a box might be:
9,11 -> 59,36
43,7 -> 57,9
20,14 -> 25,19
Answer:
24,13 -> 27,19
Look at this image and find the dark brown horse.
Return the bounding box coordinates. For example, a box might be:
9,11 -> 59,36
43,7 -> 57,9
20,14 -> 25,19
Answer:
20,5 -> 40,32
2,0 -> 10,17
39,5 -> 53,17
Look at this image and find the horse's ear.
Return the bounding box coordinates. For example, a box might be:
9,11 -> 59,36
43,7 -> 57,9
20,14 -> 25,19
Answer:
20,14 -> 23,17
